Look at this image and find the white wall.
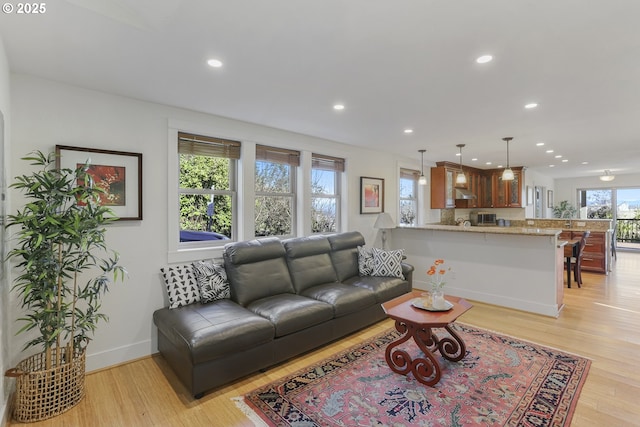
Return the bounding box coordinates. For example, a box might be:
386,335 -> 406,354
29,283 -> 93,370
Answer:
555,172 -> 640,212
0,33 -> 12,427
525,168 -> 556,218
7,74 -> 420,372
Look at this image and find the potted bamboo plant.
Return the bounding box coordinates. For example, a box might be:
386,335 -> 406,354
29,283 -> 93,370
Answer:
4,151 -> 125,422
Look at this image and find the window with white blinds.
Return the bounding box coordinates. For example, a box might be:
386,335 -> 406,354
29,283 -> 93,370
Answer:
254,145 -> 299,237
400,168 -> 419,225
177,132 -> 239,244
311,153 -> 345,233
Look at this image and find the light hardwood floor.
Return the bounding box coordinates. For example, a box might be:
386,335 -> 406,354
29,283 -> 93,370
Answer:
8,252 -> 640,427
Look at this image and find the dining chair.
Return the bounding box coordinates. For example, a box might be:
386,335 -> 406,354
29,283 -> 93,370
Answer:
572,230 -> 591,287
611,224 -> 617,261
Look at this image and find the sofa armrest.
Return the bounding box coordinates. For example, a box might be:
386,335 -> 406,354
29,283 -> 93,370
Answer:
401,262 -> 414,286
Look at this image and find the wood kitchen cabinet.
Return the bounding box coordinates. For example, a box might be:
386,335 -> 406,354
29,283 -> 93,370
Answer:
480,173 -> 493,208
431,162 -> 524,209
572,230 -> 606,273
431,163 -> 456,209
491,167 -> 524,208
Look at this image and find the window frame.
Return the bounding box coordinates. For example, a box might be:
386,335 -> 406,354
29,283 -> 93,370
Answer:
254,145 -> 299,238
311,153 -> 344,234
169,130 -> 240,262
399,168 -> 419,226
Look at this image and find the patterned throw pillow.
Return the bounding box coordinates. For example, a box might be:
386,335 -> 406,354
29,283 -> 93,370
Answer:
357,246 -> 374,276
161,264 -> 200,309
371,247 -> 405,279
191,260 -> 231,304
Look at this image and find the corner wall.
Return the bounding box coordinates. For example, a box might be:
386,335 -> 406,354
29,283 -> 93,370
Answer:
0,32 -> 12,427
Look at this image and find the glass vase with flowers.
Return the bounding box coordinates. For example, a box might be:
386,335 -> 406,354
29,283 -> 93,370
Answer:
427,259 -> 452,309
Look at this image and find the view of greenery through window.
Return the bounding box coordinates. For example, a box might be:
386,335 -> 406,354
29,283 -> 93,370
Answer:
179,154 -> 232,237
255,161 -> 294,237
311,168 -> 338,233
399,169 -> 418,225
580,187 -> 640,244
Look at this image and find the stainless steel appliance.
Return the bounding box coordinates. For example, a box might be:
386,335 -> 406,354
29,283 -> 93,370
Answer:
469,211 -> 497,226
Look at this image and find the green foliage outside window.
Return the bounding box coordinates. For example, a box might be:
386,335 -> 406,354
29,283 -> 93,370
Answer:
179,154 -> 232,237
255,161 -> 292,236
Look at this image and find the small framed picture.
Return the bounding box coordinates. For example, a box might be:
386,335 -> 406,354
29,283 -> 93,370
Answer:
360,176 -> 384,214
56,145 -> 143,220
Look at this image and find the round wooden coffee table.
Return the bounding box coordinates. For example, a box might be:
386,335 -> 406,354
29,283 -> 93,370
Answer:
381,291 -> 473,386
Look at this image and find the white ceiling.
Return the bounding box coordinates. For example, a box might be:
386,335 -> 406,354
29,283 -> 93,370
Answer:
1,0 -> 639,179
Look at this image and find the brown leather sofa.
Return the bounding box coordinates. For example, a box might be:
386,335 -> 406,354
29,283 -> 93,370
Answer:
153,231 -> 413,398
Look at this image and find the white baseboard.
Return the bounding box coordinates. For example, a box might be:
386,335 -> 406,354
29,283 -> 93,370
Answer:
86,339 -> 153,373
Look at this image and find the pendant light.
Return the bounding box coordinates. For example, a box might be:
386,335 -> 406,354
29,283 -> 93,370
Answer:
455,144 -> 467,185
599,170 -> 615,182
418,149 -> 427,185
501,137 -> 514,181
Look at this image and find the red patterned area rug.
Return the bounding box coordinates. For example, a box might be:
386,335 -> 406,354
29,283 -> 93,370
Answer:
234,323 -> 591,427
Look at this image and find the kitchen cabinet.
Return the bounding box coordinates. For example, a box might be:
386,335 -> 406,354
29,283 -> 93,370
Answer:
454,169 -> 481,209
465,170 -> 481,208
430,163 -> 456,209
431,163 -> 524,209
480,173 -> 493,208
491,167 -> 524,208
571,230 -> 606,273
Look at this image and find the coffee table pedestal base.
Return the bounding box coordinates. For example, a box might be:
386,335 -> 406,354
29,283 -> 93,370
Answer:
385,320 -> 466,386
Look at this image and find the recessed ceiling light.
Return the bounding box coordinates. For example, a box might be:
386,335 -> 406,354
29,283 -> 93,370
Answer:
471,158 -> 478,161
549,164 -> 555,167
546,149 -> 554,153
404,129 -> 413,134
536,142 -> 545,146
555,155 -> 562,158
562,159 -> 569,163
333,104 -> 345,111
207,58 -> 223,68
582,161 -> 589,165
485,162 -> 492,165
476,55 -> 493,64
525,103 -> 538,109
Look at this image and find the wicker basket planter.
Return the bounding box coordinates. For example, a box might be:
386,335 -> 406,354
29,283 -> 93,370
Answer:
6,348 -> 86,423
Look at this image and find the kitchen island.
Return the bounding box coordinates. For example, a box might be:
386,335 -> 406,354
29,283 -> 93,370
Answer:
393,225 -> 564,317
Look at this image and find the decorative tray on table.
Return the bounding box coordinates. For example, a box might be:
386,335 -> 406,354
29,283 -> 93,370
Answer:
411,298 -> 454,312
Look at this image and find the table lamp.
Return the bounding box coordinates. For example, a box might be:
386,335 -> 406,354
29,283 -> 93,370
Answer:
374,212 -> 396,250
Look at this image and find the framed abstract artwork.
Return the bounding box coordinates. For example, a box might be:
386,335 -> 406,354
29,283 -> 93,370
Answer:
55,145 -> 143,220
360,176 -> 384,214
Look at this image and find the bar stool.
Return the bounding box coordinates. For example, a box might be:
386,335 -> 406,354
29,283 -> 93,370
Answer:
572,230 -> 591,287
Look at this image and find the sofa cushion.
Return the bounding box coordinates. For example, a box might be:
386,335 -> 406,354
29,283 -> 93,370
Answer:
343,275 -> 411,303
192,260 -> 230,303
223,237 -> 295,306
283,236 -> 338,293
247,294 -> 333,337
300,283 -> 376,317
161,264 -> 200,309
327,231 -> 365,281
371,247 -> 405,279
152,299 -> 275,365
357,246 -> 374,276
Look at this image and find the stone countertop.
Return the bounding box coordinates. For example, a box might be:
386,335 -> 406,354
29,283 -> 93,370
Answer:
398,224 -> 561,236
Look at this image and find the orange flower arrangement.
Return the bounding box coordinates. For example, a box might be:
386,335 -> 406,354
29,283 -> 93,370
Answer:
427,259 -> 452,291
